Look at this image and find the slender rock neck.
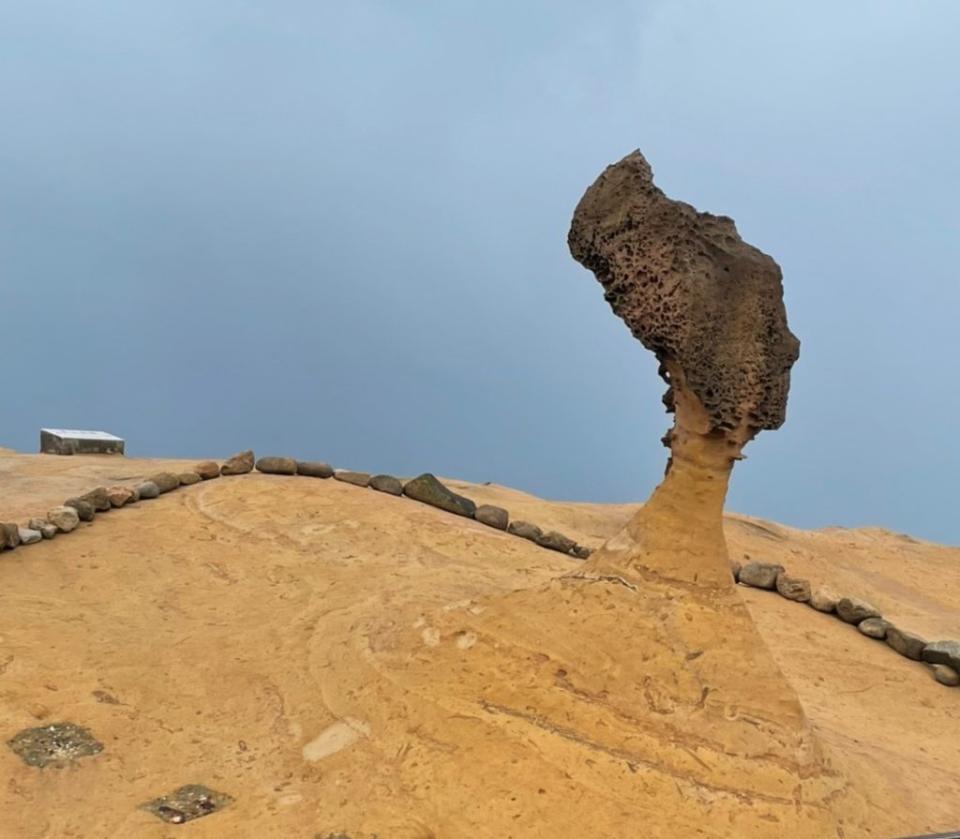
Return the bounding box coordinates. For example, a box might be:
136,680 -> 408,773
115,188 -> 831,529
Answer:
577,371 -> 752,588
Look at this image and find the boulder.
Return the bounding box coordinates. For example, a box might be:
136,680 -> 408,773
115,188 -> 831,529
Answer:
809,588 -> 839,613
737,561 -> 784,590
731,562 -> 742,582
921,640 -> 960,672
334,470 -> 371,488
858,617 -> 890,640
775,572 -> 811,602
256,457 -> 298,476
571,545 -> 592,560
369,474 -> 403,496
2,523 -> 22,548
80,487 -> 111,512
194,461 -> 221,480
47,506 -> 80,533
220,450 -> 255,476
475,504 -> 509,531
836,597 -> 881,625
538,530 -> 578,554
107,486 -> 136,508
931,664 -> 960,687
149,472 -> 180,493
885,626 -> 927,661
64,498 -> 96,522
177,472 -> 202,486
136,481 -> 161,500
297,461 -> 334,479
28,518 -> 58,539
507,520 -> 542,542
402,473 -> 476,518
18,527 -> 42,545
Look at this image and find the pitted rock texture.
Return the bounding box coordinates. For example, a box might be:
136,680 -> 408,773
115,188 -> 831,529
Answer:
568,150 -> 800,434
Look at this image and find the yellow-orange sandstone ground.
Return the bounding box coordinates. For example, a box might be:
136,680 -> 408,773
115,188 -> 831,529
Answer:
0,450 -> 958,838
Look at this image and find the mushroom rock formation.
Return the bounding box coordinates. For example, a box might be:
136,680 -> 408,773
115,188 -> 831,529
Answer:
568,149 -> 800,587
326,153 -> 886,837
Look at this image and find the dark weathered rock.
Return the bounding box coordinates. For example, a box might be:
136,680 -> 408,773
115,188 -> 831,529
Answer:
922,640 -> 960,672
7,722 -> 103,767
2,522 -> 21,549
296,461 -> 334,478
737,561 -> 784,590
403,473 -> 476,518
334,470 -> 371,488
775,572 -> 811,602
140,784 -> 234,824
507,520 -> 542,542
538,530 -> 578,554
106,486 -> 136,508
568,150 -> 799,437
808,588 -> 839,613
80,487 -> 111,512
150,472 -> 180,493
256,457 -> 297,476
931,663 -> 960,687
885,626 -> 927,661
836,597 -> 881,625
369,474 -> 403,496
220,450 -> 255,476
47,506 -> 80,533
136,481 -> 160,500
18,527 -> 42,545
177,472 -> 202,486
858,617 -> 890,640
194,461 -> 221,480
731,562 -> 742,582
64,498 -> 95,522
28,518 -> 58,539
572,545 -> 592,560
475,504 -> 509,530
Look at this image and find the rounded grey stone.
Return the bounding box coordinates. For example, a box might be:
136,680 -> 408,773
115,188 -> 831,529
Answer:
64,498 -> 96,522
296,461 -> 334,478
885,626 -> 927,661
136,481 -> 161,500
220,450 -> 255,476
47,506 -> 80,533
475,504 -> 509,530
858,617 -> 890,639
17,527 -> 42,545
149,472 -> 180,493
80,487 -> 111,512
808,588 -> 839,613
932,663 -> 960,687
256,457 -> 298,475
506,520 -> 542,542
836,597 -> 881,625
537,530 -> 578,554
177,472 -> 202,486
334,470 -> 371,488
922,640 -> 960,671
369,474 -> 403,496
775,572 -> 811,602
737,561 -> 784,590
402,473 -> 476,518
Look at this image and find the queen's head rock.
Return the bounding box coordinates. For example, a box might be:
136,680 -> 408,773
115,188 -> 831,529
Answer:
568,150 -> 799,446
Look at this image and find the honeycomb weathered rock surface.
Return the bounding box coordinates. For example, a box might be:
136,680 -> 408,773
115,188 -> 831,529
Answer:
568,150 -> 800,436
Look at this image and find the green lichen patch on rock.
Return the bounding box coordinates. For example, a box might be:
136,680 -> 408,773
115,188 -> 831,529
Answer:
7,722 -> 103,768
141,784 -> 233,824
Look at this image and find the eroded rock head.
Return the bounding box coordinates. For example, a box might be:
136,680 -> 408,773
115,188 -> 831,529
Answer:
569,151 -> 799,437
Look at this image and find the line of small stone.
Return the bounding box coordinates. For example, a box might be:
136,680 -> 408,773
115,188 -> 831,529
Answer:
733,560 -> 960,689
0,450 -> 593,562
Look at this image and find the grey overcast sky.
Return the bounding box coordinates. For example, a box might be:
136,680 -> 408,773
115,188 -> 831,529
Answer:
2,2 -> 958,542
